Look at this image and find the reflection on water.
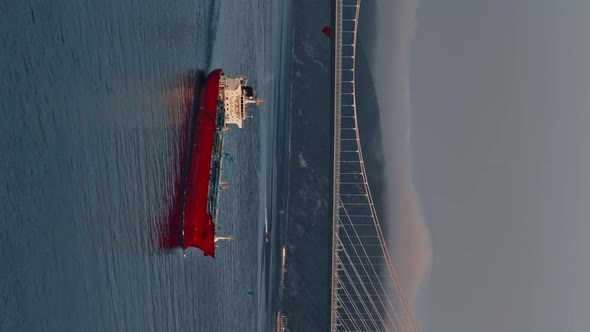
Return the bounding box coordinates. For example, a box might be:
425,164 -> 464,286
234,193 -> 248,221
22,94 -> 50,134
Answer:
153,70 -> 205,251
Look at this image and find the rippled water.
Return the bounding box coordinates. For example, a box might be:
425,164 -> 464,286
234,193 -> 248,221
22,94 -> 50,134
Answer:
1,0 -> 291,331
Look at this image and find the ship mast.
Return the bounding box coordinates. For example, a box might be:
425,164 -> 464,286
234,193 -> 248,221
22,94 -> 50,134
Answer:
214,235 -> 234,243
246,97 -> 266,106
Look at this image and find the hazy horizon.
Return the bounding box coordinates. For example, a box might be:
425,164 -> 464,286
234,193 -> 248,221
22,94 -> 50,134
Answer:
360,0 -> 590,332
360,0 -> 432,314
365,0 -> 590,331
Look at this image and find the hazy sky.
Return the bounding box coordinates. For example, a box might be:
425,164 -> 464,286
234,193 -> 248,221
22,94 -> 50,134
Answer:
363,0 -> 431,322
368,0 -> 590,331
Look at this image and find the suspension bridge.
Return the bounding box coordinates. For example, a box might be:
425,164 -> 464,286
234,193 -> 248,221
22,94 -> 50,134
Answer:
331,0 -> 418,331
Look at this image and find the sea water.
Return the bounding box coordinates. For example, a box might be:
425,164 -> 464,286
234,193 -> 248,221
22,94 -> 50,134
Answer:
0,0 -> 291,331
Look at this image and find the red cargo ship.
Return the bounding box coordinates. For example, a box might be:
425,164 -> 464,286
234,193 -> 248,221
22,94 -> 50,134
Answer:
183,69 -> 264,257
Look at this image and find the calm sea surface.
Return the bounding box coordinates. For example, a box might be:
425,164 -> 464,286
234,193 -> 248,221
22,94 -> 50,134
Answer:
1,0 -> 291,331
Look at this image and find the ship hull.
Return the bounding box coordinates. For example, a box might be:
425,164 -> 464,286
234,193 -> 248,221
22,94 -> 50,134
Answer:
183,69 -> 223,257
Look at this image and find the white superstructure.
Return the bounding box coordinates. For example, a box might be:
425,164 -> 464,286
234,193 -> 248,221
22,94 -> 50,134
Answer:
219,73 -> 265,128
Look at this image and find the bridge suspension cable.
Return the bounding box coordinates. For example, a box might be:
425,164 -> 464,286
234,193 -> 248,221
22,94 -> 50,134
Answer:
331,1 -> 418,331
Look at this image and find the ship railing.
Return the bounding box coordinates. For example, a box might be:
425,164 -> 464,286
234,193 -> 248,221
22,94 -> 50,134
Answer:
205,101 -> 232,219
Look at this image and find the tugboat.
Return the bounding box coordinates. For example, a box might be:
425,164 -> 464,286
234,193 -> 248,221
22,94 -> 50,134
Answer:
183,69 -> 264,257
